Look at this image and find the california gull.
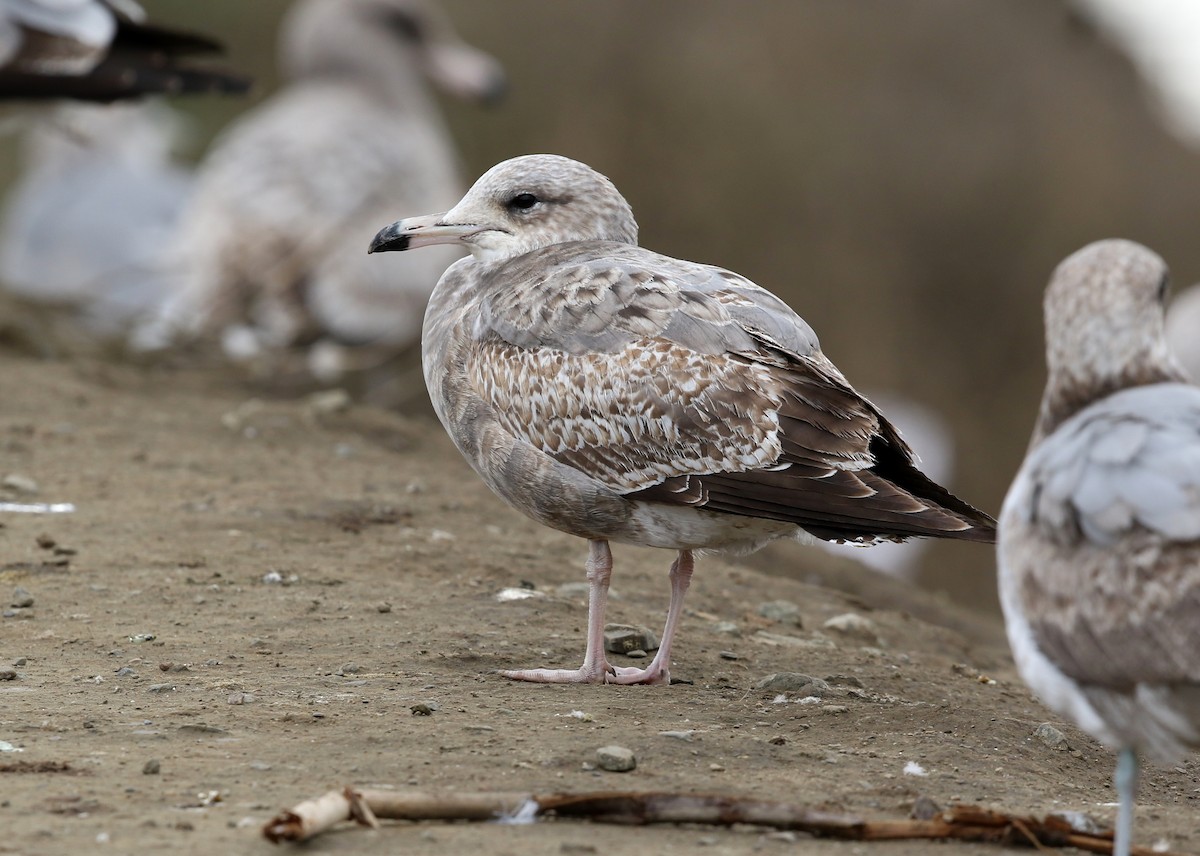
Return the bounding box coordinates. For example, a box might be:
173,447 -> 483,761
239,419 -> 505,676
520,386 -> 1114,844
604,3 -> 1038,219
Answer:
136,0 -> 505,380
369,154 -> 997,685
997,238 -> 1200,856
0,0 -> 249,100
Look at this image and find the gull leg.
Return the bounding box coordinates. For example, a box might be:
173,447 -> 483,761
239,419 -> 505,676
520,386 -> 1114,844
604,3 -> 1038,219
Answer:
1113,747 -> 1138,856
499,540 -> 616,683
609,550 -> 694,686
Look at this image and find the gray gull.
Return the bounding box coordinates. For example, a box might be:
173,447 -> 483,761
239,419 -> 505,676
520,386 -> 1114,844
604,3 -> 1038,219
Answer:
0,0 -> 249,100
997,238 -> 1200,856
369,154 -> 997,685
135,0 -> 505,381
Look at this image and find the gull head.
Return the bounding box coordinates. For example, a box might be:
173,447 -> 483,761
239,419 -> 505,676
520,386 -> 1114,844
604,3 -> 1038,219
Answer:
1037,238 -> 1184,436
368,154 -> 638,264
283,0 -> 506,103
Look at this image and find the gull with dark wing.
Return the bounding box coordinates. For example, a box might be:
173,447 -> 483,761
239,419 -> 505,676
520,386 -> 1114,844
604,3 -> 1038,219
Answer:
0,0 -> 249,100
370,154 -> 996,685
998,239 -> 1200,856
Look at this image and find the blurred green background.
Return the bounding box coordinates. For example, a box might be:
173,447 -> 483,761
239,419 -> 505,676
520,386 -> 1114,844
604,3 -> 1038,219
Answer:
4,0 -> 1197,610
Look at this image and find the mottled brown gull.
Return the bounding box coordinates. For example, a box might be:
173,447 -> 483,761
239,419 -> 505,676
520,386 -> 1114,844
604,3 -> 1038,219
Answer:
998,239 -> 1200,856
135,0 -> 504,377
369,154 -> 996,685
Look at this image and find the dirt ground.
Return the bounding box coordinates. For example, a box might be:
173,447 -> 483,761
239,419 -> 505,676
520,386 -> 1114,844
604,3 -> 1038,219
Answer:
1,353 -> 1197,856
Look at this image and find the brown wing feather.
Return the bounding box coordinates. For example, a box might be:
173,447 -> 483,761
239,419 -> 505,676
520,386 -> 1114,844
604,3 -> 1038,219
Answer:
470,333 -> 995,544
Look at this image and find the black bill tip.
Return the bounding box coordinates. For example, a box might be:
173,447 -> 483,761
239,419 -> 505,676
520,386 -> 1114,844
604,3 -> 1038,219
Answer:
368,223 -> 410,254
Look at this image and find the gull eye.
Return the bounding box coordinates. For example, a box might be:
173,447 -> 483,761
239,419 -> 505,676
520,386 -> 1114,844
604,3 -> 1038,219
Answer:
507,193 -> 539,212
386,12 -> 423,41
1157,272 -> 1170,304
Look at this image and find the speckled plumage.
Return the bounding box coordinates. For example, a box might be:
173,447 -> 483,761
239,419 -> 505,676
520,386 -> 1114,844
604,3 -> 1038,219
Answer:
371,154 -> 995,685
998,238 -> 1200,856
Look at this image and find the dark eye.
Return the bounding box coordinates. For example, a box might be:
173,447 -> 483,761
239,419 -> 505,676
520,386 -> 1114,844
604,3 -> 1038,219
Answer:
508,193 -> 539,212
386,11 -> 423,41
1158,272 -> 1171,303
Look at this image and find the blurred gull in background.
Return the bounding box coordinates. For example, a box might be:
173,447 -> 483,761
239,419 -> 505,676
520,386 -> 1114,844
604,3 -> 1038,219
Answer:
135,0 -> 505,382
998,239 -> 1200,856
0,101 -> 191,338
1075,0 -> 1200,146
0,0 -> 249,100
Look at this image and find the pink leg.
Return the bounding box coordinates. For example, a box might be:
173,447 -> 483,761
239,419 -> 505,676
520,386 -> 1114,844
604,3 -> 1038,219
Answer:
499,540 -> 617,683
608,550 -> 694,686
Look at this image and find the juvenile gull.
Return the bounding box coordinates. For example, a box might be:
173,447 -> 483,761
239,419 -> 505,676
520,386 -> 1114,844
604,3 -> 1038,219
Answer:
370,154 -> 996,685
0,0 -> 249,100
136,0 -> 504,379
997,239 -> 1200,856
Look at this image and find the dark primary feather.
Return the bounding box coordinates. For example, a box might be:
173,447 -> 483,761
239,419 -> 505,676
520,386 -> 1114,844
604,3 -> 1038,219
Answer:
0,12 -> 250,101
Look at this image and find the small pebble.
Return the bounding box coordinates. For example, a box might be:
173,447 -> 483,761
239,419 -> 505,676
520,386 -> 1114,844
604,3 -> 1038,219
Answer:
623,648 -> 647,659
1034,722 -> 1069,751
143,759 -> 160,775
11,658 -> 26,667
411,704 -> 434,716
823,674 -> 864,688
712,621 -> 741,637
10,588 -> 33,609
2,474 -> 38,494
718,650 -> 740,660
560,844 -> 598,855
763,831 -> 798,843
603,624 -> 659,655
228,692 -> 255,705
0,669 -> 16,681
822,613 -> 882,644
306,389 -> 351,415
35,534 -> 55,550
376,602 -> 392,613
910,795 -> 941,820
755,673 -> 830,696
595,745 -> 636,772
756,600 -> 803,627
147,683 -> 175,694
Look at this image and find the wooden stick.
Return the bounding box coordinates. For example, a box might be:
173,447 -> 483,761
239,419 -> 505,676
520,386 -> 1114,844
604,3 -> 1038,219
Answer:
261,788 -> 1188,855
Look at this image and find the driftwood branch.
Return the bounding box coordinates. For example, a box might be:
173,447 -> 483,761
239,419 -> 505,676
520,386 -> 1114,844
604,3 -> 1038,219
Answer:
262,788 -> 1186,855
